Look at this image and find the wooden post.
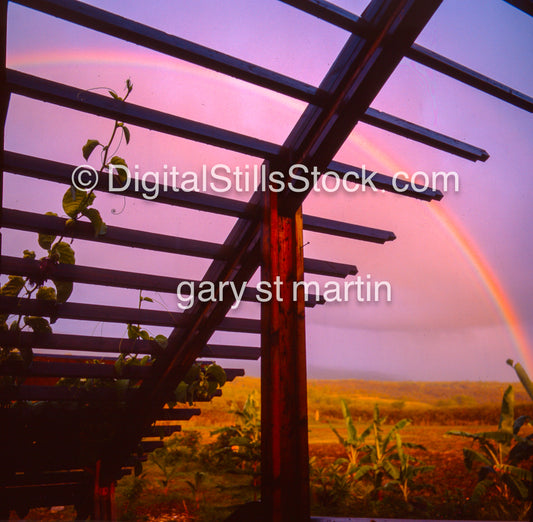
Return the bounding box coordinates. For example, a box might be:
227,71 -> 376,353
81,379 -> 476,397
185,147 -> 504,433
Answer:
261,180 -> 310,521
93,460 -> 116,521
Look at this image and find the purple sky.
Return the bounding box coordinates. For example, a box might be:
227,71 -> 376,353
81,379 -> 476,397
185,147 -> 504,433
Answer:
3,0 -> 533,381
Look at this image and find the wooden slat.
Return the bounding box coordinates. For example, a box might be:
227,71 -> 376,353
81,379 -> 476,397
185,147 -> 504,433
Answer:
0,331 -> 261,359
7,69 -> 281,160
281,0 -> 533,113
0,384 -> 137,402
2,208 -> 229,260
140,440 -> 164,453
2,209 -> 357,278
0,295 -> 261,333
361,107 -> 488,162
0,255 -> 323,308
4,150 -> 406,236
0,384 -> 221,402
329,160 -> 442,202
144,425 -> 182,438
156,408 -> 201,421
0,359 -> 150,379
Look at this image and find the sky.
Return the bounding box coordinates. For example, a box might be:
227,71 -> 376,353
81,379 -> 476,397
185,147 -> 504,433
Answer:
3,0 -> 533,381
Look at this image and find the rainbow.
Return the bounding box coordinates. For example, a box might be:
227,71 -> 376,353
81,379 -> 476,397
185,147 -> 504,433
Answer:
8,48 -> 532,376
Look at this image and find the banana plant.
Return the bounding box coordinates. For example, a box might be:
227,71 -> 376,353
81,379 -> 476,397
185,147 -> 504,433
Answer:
385,431 -> 434,503
330,399 -> 373,468
351,405 -> 424,493
448,385 -> 532,509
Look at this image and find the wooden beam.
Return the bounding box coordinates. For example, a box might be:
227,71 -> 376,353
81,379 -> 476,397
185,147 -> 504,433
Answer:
144,425 -> 181,438
280,0 -> 533,113
361,107 -> 489,161
156,408 -> 201,421
0,295 -> 261,333
2,209 -> 356,278
2,208 -> 230,260
7,69 -> 281,160
0,331 -> 261,359
261,182 -> 310,520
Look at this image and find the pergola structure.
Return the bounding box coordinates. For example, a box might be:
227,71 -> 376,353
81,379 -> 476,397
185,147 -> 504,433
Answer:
0,0 -> 531,520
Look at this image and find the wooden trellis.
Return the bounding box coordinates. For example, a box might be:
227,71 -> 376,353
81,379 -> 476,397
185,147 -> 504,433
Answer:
0,0 -> 531,520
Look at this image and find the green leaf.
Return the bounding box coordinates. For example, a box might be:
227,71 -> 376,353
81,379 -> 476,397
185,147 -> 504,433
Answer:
82,139 -> 100,161
139,330 -> 150,341
24,316 -> 52,334
53,279 -> 73,304
155,335 -> 168,349
82,208 -> 107,237
0,275 -> 25,297
51,242 -> 75,265
23,250 -> 36,260
127,324 -> 141,340
206,364 -> 227,386
108,90 -> 121,100
36,286 -> 57,301
122,125 -> 131,144
175,381 -> 189,404
499,385 -> 514,433
109,156 -> 127,168
184,365 -> 201,385
63,187 -> 95,218
142,296 -> 153,303
463,448 -> 492,470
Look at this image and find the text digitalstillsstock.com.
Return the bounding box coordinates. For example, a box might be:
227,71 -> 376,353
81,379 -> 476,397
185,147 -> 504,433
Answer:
176,275 -> 392,310
71,163 -> 459,200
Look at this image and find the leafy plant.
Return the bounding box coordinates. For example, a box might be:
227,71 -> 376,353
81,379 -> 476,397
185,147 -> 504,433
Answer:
330,399 -> 372,469
351,404 -> 424,495
448,385 -> 532,517
385,431 -> 434,503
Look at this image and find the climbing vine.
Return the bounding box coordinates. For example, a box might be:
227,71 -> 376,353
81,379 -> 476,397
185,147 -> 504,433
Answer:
0,79 -> 226,406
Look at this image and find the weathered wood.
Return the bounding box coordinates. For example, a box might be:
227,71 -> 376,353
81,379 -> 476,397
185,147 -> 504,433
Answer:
0,295 -> 260,332
261,184 -> 310,521
281,0 -> 533,113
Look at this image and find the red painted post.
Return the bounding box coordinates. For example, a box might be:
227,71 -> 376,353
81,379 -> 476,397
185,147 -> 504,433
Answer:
261,181 -> 310,521
93,460 -> 116,521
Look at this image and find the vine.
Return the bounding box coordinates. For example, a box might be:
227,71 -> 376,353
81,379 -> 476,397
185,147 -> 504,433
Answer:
0,79 -> 226,407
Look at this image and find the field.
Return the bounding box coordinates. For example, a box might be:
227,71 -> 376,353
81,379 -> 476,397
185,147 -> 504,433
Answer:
20,377 -> 533,521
